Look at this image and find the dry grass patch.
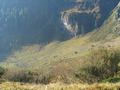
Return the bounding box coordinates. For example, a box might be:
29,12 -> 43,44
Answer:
0,82 -> 120,90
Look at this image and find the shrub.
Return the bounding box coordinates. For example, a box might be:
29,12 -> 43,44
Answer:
0,67 -> 5,78
102,77 -> 120,83
3,69 -> 52,84
75,47 -> 120,83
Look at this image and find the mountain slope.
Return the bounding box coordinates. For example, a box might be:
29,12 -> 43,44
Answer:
2,1 -> 120,69
0,0 -> 73,60
0,0 -> 120,84
0,0 -> 119,61
0,2 -> 120,84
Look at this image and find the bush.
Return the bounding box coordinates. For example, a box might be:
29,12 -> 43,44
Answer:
3,69 -> 53,84
75,47 -> 120,83
0,67 -> 5,78
102,77 -> 120,83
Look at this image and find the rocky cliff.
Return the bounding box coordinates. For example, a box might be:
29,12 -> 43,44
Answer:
61,0 -> 119,36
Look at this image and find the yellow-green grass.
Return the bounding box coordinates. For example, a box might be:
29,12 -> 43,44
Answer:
0,82 -> 120,90
0,36 -> 91,69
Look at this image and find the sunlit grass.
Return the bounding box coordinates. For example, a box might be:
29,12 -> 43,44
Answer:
0,35 -> 90,69
0,82 -> 120,90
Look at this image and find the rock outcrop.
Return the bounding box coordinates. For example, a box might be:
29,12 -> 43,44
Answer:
61,0 -> 120,36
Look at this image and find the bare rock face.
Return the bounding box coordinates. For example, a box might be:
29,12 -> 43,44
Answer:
116,2 -> 120,20
112,2 -> 120,36
61,0 -> 120,36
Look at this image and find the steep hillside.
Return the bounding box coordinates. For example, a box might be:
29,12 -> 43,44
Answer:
0,0 -> 73,60
0,1 -> 120,84
1,1 -> 120,69
0,0 -> 119,61
0,0 -> 120,85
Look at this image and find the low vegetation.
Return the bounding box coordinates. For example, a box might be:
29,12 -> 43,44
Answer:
0,82 -> 120,90
0,46 -> 120,85
75,46 -> 120,83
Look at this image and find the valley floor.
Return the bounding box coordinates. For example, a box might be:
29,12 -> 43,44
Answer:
0,82 -> 120,90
